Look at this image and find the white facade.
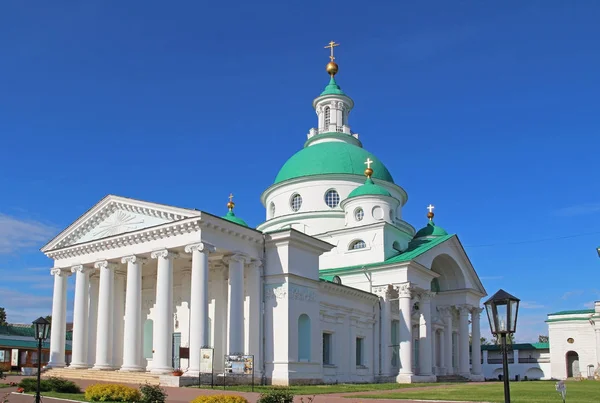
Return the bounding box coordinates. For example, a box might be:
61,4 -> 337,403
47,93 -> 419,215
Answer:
481,344 -> 551,381
43,65 -> 488,385
547,303 -> 600,380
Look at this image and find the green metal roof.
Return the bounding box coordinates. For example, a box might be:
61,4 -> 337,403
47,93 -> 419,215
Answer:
347,177 -> 392,199
0,325 -> 72,341
0,338 -> 70,351
414,221 -> 448,239
320,76 -> 346,96
221,210 -> 249,227
548,309 -> 595,316
482,342 -> 549,351
320,234 -> 454,275
274,142 -> 394,184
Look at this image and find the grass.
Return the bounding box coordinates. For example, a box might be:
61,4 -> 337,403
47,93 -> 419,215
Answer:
348,380 -> 600,402
24,391 -> 121,402
195,382 -> 441,395
0,384 -> 11,389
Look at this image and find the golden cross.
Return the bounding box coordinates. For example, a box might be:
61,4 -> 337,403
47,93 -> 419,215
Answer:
364,158 -> 374,169
324,41 -> 339,62
228,193 -> 234,203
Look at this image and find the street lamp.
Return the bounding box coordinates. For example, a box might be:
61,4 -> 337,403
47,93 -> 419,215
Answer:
484,289 -> 520,403
32,317 -> 51,403
596,246 -> 599,258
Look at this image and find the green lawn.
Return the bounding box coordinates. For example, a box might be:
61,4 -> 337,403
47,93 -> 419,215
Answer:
348,380 -> 600,402
196,382 -> 441,395
25,391 -> 121,402
0,384 -> 12,388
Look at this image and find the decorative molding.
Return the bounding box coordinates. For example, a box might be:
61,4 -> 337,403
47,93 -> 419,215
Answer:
150,249 -> 179,260
50,268 -> 71,277
372,284 -> 395,300
223,253 -> 250,265
420,291 -> 436,301
93,260 -> 119,270
121,255 -> 148,265
289,284 -> 317,302
395,282 -> 413,298
70,265 -> 94,274
264,283 -> 287,300
458,305 -> 472,315
184,242 -> 216,254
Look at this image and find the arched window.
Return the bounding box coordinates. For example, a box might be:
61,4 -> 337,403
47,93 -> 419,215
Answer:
324,189 -> 340,208
269,202 -> 276,218
324,107 -> 331,129
431,278 -> 441,293
298,314 -> 311,362
354,208 -> 364,221
349,240 -> 367,250
290,194 -> 302,212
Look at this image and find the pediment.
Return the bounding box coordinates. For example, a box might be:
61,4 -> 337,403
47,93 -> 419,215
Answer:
42,195 -> 199,252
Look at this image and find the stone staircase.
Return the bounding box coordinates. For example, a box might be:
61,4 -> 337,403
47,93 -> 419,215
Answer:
42,367 -> 161,385
437,374 -> 471,383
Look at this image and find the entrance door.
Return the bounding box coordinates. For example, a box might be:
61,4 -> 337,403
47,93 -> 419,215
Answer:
172,333 -> 181,369
566,351 -> 579,377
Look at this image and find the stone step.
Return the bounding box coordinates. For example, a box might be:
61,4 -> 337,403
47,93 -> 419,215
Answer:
42,368 -> 161,385
437,375 -> 471,383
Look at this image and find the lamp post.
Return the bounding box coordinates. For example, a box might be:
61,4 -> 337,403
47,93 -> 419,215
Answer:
484,289 -> 520,403
32,317 -> 51,403
596,246 -> 599,258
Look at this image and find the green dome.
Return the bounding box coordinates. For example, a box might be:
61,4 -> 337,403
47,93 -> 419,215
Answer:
414,221 -> 448,239
347,177 -> 392,199
320,76 -> 346,96
222,210 -> 248,227
274,142 -> 394,184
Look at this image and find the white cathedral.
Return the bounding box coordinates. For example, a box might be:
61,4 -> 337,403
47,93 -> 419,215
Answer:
42,44 -> 487,385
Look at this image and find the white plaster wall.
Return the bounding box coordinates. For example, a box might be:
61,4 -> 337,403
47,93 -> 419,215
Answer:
549,321 -> 597,379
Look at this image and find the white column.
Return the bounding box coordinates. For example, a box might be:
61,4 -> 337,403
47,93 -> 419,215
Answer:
397,283 -> 413,376
185,242 -> 215,375
112,272 -> 126,368
120,256 -> 145,371
438,329 -> 445,374
246,261 -> 262,375
69,265 -> 91,368
227,254 -> 246,354
442,307 -> 453,375
375,285 -> 393,376
93,261 -> 116,370
471,307 -> 483,377
595,328 -> 600,365
47,268 -> 71,368
458,305 -> 471,377
418,292 -> 434,376
87,275 -> 99,366
150,249 -> 178,374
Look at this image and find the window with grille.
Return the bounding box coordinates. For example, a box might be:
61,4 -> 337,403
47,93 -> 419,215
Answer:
356,337 -> 364,366
324,107 -> 331,128
350,240 -> 366,250
354,208 -> 364,221
323,333 -> 333,365
290,194 -> 302,212
324,189 -> 340,208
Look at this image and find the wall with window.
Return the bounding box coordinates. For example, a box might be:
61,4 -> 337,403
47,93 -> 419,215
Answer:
548,318 -> 598,380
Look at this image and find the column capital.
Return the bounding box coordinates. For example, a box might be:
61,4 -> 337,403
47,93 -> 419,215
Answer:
471,307 -> 484,316
247,259 -> 263,270
438,306 -> 453,318
121,255 -> 148,265
151,249 -> 179,260
395,282 -> 413,298
184,242 -> 216,254
457,305 -> 472,315
224,253 -> 250,265
93,260 -> 119,270
71,265 -> 94,274
50,268 -> 72,277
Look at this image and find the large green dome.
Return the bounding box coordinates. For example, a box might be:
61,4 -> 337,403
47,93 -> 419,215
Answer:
274,142 -> 394,184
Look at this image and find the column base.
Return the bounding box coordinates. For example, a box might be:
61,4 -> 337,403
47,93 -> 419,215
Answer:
470,374 -> 485,382
150,367 -> 174,374
68,363 -> 89,369
120,366 -> 145,372
91,364 -> 116,371
46,362 -> 66,368
396,373 -> 437,383
184,369 -> 200,377
459,371 -> 471,378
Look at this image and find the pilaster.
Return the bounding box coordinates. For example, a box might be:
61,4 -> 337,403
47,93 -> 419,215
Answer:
457,304 -> 471,377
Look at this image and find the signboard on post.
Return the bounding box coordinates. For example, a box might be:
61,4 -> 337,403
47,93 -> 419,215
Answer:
555,380 -> 566,402
223,354 -> 255,391
199,348 -> 214,388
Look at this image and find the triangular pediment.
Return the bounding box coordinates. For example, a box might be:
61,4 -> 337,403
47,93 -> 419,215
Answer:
42,195 -> 199,252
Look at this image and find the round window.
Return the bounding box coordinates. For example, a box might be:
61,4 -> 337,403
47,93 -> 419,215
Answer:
290,194 -> 302,212
324,189 -> 340,208
355,208 -> 364,221
270,202 -> 276,218
567,338 -> 574,344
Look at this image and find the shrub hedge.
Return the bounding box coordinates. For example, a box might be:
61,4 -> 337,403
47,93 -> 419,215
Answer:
257,388 -> 294,403
84,383 -> 141,402
190,395 -> 248,403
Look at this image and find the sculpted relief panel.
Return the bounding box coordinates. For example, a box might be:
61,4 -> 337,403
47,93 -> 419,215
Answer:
264,283 -> 317,303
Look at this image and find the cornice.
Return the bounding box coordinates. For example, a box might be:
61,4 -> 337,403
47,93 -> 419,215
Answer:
319,281 -> 378,302
46,217 -> 202,260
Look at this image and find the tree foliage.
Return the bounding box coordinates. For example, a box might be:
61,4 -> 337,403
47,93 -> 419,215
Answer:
0,307 -> 7,326
538,335 -> 549,343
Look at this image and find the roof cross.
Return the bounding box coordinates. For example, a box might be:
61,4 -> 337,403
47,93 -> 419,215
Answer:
324,41 -> 339,62
427,204 -> 435,213
364,158 -> 374,169
229,193 -> 234,203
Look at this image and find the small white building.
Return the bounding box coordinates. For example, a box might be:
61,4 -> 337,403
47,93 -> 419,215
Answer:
547,302 -> 600,379
42,47 -> 488,385
481,343 -> 550,381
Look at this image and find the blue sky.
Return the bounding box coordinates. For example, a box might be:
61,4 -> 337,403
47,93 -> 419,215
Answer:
0,1 -> 599,342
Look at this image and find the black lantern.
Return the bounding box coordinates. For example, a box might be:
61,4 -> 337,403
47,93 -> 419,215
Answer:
596,246 -> 600,258
33,317 -> 51,341
32,317 -> 50,403
484,289 -> 520,335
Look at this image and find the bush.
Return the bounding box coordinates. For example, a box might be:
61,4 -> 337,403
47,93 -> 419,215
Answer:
84,383 -> 142,402
190,396 -> 248,403
45,377 -> 81,393
18,378 -> 51,393
257,388 -> 294,403
140,383 -> 167,403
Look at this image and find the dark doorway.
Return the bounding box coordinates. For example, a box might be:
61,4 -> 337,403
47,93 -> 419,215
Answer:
566,351 -> 579,378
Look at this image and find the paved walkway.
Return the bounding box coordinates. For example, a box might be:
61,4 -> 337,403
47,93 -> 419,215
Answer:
1,375 -> 489,403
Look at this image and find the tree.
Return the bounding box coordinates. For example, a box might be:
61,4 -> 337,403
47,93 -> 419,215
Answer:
45,315 -> 52,323
493,333 -> 514,345
480,337 -> 492,345
538,335 -> 549,343
0,307 -> 6,326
